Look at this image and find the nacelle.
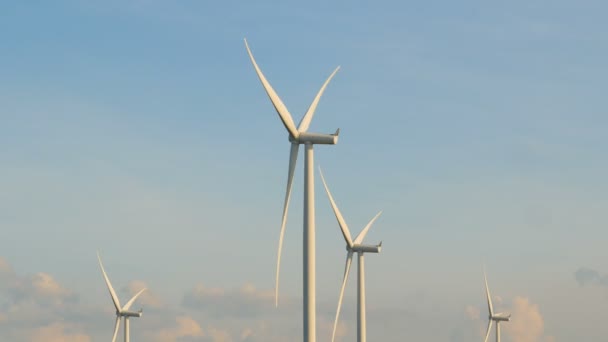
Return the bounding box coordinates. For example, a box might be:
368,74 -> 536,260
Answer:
492,315 -> 510,322
351,244 -> 381,254
121,310 -> 143,318
290,130 -> 339,145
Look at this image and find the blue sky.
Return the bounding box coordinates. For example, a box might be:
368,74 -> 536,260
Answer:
1,1 -> 607,341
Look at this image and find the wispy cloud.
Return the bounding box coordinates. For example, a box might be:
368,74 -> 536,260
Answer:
465,305 -> 480,320
574,267 -> 608,287
182,282 -> 277,318
0,257 -> 92,341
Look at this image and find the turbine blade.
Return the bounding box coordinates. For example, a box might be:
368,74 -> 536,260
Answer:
484,270 -> 494,316
297,66 -> 341,132
275,143 -> 299,307
332,251 -> 353,342
353,210 -> 383,245
111,316 -> 120,342
484,320 -> 493,342
97,252 -> 121,311
244,39 -> 299,139
122,287 -> 146,311
318,167 -> 353,247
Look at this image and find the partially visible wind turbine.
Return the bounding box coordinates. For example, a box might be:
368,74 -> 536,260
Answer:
483,269 -> 511,342
319,168 -> 382,342
97,252 -> 146,342
244,39 -> 340,342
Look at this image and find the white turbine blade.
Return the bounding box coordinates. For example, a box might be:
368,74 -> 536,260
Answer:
97,252 -> 121,311
122,287 -> 146,311
297,66 -> 340,132
484,320 -> 493,342
332,251 -> 353,342
244,39 -> 299,139
275,143 -> 299,307
111,316 -> 120,342
484,270 -> 494,317
318,167 -> 353,247
353,211 -> 383,245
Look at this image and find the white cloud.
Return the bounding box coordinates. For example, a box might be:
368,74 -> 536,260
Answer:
149,315 -> 206,342
27,322 -> 91,342
206,326 -> 232,342
8,272 -> 78,307
29,273 -> 73,299
503,296 -> 555,342
0,257 -> 92,341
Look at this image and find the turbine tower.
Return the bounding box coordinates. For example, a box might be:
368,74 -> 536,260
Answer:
97,252 -> 146,342
244,39 -> 340,342
319,168 -> 382,342
483,269 -> 511,342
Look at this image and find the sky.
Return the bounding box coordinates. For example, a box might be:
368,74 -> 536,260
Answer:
1,0 -> 607,341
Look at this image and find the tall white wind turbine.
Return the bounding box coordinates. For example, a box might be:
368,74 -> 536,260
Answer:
244,39 -> 340,342
319,168 -> 382,342
483,269 -> 511,342
97,252 -> 146,342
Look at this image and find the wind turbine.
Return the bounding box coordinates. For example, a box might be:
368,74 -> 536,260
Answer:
483,269 -> 511,342
97,252 -> 146,342
244,39 -> 340,342
319,168 -> 382,342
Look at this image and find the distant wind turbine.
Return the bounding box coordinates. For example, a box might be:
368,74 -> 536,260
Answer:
319,168 -> 382,342
483,269 -> 511,342
97,252 -> 146,342
244,39 -> 340,342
